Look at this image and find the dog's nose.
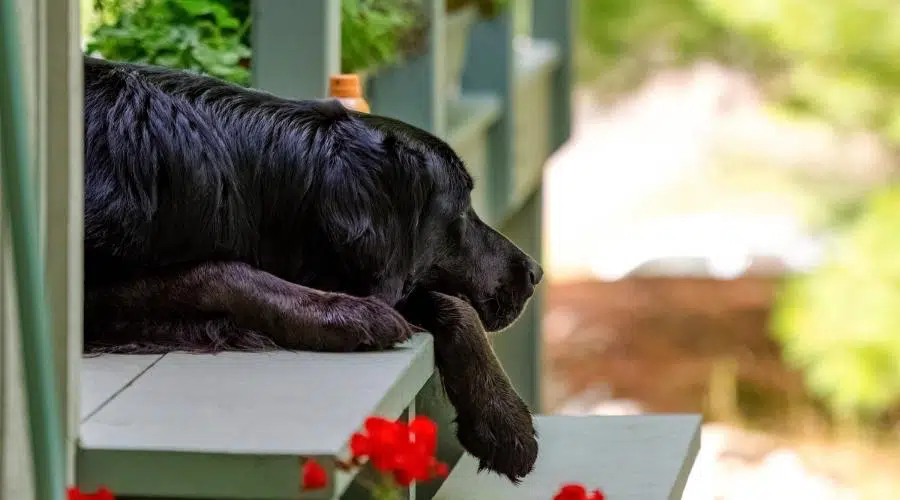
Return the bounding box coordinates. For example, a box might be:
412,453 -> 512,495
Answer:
527,260 -> 544,286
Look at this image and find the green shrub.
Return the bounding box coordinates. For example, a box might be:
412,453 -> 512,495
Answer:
86,0 -> 428,82
773,186 -> 900,420
86,0 -> 252,85
340,0 -> 427,73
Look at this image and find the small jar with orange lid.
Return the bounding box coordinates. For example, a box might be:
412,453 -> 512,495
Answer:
328,74 -> 370,113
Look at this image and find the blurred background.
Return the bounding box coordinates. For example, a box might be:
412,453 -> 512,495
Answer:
543,2 -> 900,499
80,1 -> 900,498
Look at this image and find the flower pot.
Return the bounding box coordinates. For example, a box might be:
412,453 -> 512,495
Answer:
443,5 -> 478,102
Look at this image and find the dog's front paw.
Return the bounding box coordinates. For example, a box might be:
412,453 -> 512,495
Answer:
282,294 -> 412,352
456,393 -> 538,483
328,295 -> 413,351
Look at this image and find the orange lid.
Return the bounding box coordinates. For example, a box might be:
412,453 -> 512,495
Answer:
329,74 -> 363,98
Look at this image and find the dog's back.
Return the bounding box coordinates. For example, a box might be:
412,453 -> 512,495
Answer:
82,57 -> 363,284
84,57 -> 246,278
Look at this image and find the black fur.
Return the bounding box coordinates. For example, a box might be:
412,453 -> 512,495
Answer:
83,56 -> 542,480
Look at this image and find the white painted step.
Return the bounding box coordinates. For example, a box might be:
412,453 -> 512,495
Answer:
435,415 -> 702,500
78,335 -> 434,499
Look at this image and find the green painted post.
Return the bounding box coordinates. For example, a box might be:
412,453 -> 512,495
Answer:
492,187 -> 544,411
532,0 -> 573,151
413,373 -> 462,500
0,1 -> 67,498
251,0 -> 340,99
461,4 -> 515,222
367,0 -> 447,136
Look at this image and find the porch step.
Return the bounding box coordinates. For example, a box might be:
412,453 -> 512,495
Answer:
77,335 -> 434,499
434,414 -> 702,500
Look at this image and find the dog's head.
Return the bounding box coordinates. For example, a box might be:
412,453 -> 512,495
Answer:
328,112 -> 542,331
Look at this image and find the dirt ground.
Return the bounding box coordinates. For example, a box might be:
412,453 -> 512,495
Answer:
541,277 -> 805,418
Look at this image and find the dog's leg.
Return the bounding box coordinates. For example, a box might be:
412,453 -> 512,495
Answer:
399,291 -> 538,483
85,261 -> 412,353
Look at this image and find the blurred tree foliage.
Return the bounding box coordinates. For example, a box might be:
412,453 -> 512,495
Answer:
576,0 -> 777,98
579,0 -> 900,146
699,0 -> 900,145
578,0 -> 900,419
773,186 -> 900,420
701,0 -> 900,420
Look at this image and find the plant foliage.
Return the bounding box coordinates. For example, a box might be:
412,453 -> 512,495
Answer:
340,0 -> 427,73
773,186 -> 900,419
87,0 -> 251,85
85,0 -> 427,81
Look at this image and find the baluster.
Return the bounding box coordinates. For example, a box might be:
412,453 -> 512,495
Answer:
251,0 -> 340,99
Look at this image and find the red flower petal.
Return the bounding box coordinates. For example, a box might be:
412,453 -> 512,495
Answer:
96,487 -> 115,500
553,483 -> 589,500
370,450 -> 399,472
351,415 -> 448,487
302,459 -> 328,490
589,489 -> 606,500
67,486 -> 116,500
409,416 -> 438,455
350,432 -> 370,458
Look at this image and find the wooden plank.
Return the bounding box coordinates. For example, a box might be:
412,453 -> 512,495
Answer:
509,40 -> 559,213
532,0 -> 574,152
78,335 -> 434,498
43,0 -> 84,484
367,0 -> 446,135
434,414 -> 703,500
2,0 -> 39,497
462,4 -> 516,219
491,187 -> 543,410
446,94 -> 501,149
515,37 -> 561,80
79,354 -> 164,421
251,0 -> 340,99
446,93 -> 501,222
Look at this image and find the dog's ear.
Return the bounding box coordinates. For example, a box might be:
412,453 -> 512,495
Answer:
315,152 -> 385,259
312,126 -> 433,301
315,132 -> 430,245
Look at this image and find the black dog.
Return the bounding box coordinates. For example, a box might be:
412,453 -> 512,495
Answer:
82,56 -> 542,480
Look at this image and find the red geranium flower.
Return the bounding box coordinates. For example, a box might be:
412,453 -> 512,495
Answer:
349,416 -> 447,487
408,416 -> 438,456
67,486 -> 115,500
553,483 -> 606,500
302,459 -> 328,490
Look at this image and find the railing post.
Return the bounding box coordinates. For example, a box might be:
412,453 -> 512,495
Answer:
532,0 -> 573,151
43,0 -> 84,485
461,3 -> 515,221
492,187 -> 543,411
367,0 -> 447,136
251,0 -> 340,99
